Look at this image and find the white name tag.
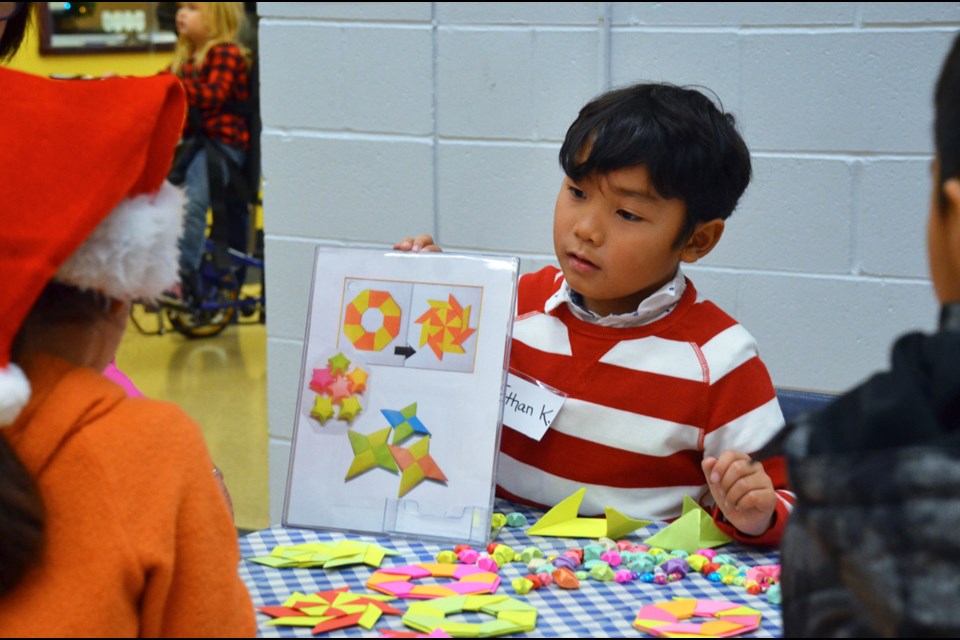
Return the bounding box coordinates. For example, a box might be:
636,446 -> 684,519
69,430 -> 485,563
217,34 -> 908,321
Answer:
501,372 -> 566,441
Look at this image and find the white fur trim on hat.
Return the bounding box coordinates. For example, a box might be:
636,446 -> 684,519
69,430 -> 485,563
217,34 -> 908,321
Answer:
54,181 -> 185,302
0,364 -> 31,427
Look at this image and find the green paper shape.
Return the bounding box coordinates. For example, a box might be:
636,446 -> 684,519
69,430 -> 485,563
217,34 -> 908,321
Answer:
525,487 -> 652,539
345,427 -> 398,479
642,495 -> 733,554
497,610 -> 537,631
328,352 -> 351,375
247,555 -> 293,568
430,596 -> 467,615
479,619 -> 521,637
402,613 -> 444,634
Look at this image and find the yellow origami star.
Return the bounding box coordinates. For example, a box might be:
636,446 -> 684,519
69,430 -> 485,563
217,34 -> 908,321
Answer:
311,395 -> 335,424
338,396 -> 363,423
347,367 -> 369,394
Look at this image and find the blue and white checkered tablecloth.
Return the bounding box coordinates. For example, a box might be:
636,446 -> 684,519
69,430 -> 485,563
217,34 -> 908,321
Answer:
239,500 -> 782,638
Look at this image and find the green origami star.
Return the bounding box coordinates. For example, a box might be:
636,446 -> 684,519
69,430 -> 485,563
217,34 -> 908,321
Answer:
345,427 -> 399,479
328,352 -> 351,376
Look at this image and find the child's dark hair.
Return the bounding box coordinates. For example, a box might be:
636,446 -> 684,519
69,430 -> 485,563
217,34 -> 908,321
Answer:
936,32 -> 960,187
559,83 -> 752,245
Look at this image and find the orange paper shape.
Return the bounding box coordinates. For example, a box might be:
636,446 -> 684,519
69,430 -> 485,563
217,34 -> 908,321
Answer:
389,436 -> 448,497
415,294 -> 476,360
344,289 -> 402,352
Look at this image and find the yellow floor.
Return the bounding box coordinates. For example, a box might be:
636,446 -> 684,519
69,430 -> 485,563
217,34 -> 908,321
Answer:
116,304 -> 270,532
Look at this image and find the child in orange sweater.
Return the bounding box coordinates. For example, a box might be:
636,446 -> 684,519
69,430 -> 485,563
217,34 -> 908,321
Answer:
0,67 -> 255,636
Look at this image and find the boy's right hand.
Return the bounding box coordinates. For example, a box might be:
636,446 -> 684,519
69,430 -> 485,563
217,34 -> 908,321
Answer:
394,234 -> 442,253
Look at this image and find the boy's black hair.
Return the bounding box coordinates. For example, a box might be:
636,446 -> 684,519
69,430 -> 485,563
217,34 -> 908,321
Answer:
936,32 -> 960,187
559,83 -> 752,246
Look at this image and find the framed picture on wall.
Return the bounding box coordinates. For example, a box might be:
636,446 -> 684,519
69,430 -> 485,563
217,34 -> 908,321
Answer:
38,2 -> 176,54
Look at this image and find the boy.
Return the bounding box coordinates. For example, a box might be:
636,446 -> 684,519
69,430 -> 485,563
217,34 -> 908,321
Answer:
398,82 -> 790,546
770,32 -> 960,635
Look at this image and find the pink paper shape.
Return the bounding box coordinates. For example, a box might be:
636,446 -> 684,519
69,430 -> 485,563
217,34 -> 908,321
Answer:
377,582 -> 414,597
657,623 -> 703,634
637,605 -> 678,622
694,600 -> 736,616
381,565 -> 432,578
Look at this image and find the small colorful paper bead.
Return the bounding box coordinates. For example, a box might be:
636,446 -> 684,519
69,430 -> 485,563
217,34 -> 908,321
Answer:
512,577 -> 534,595
552,567 -> 580,589
457,549 -> 479,564
520,547 -> 543,563
435,550 -> 458,564
614,570 -> 634,583
506,512 -> 528,527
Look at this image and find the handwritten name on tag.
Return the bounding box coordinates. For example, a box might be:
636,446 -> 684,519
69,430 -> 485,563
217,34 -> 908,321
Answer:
501,372 -> 566,442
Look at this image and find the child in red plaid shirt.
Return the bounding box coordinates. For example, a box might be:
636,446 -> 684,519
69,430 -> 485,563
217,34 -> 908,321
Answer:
168,2 -> 250,297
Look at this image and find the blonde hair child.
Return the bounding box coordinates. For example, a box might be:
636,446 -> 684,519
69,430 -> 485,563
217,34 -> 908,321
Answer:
170,2 -> 247,75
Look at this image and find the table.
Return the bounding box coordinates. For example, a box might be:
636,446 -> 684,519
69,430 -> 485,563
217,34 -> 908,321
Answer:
239,500 -> 782,637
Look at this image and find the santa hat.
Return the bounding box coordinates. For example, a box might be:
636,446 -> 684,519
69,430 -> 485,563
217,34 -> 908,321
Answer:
0,67 -> 187,425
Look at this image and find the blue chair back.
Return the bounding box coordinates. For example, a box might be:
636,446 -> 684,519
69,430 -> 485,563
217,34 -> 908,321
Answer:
776,388 -> 836,423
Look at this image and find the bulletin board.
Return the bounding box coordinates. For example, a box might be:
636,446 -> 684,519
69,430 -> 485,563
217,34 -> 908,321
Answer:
283,246 -> 519,546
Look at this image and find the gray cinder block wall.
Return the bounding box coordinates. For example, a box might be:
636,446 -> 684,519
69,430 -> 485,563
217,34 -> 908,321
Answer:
258,2 -> 960,523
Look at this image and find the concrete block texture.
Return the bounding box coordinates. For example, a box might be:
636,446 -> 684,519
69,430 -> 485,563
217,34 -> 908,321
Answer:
740,30 -> 954,154
261,133 -> 435,242
610,32 -> 741,114
735,273 -> 937,393
705,156 -> 856,274
436,142 -> 561,253
269,440 -> 292,525
861,2 -> 960,25
611,2 -> 857,26
858,159 -> 933,279
436,2 -> 600,25
437,27 -> 601,140
263,237 -> 325,340
267,337 -> 307,441
257,2 -> 432,21
259,23 -> 433,134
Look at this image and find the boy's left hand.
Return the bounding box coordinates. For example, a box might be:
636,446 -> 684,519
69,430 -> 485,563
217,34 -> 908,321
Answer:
702,451 -> 776,537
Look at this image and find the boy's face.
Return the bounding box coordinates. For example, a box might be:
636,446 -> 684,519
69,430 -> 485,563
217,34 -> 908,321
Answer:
927,158 -> 960,304
553,165 -> 705,316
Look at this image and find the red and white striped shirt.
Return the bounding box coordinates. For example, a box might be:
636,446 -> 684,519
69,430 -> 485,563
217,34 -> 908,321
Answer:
496,266 -> 794,546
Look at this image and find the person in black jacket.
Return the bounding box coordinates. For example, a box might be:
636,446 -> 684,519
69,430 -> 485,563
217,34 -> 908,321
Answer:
768,30 -> 960,638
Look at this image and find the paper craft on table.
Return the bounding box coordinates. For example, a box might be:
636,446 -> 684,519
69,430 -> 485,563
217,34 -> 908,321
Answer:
247,540 -> 398,570
525,487 -> 652,539
402,595 -> 538,638
642,495 -> 733,554
257,586 -> 402,634
633,598 -> 762,638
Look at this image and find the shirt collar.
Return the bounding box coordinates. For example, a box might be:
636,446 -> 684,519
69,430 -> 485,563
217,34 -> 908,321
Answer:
544,267 -> 687,328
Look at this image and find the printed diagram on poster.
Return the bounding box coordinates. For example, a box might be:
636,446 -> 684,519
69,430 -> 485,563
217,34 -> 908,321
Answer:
284,247 -> 519,546
339,280 -> 482,373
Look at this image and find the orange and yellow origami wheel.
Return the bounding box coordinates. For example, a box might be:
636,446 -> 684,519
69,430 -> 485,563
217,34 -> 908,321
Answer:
344,289 -> 402,352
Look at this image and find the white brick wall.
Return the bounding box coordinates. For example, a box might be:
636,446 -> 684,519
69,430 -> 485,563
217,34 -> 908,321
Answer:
258,2 -> 960,522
